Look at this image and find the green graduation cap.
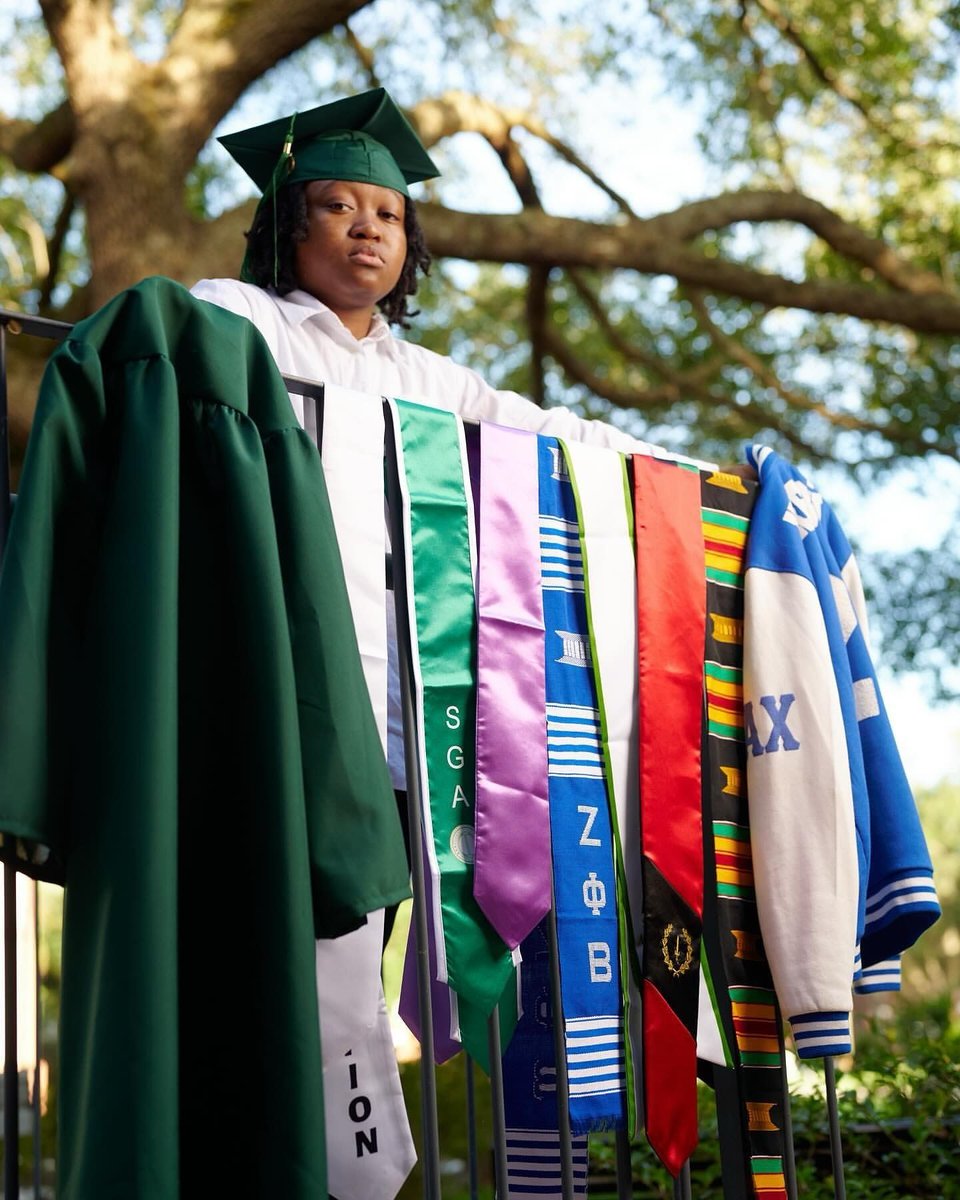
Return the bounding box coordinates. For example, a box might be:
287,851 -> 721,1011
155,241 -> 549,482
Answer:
220,88 -> 440,283
219,87 -> 440,202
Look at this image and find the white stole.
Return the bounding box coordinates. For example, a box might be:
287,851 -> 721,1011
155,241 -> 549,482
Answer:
313,384 -> 414,1200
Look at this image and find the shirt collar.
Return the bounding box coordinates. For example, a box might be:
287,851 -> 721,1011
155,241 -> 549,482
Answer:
271,288 -> 393,345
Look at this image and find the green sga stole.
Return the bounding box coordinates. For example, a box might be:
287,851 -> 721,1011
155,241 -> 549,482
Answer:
389,399 -> 514,1030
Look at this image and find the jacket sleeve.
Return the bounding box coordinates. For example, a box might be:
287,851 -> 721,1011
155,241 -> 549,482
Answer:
823,512 -> 940,977
742,450 -> 860,1058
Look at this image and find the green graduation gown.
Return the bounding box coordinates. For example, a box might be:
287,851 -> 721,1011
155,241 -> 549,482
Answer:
0,276 -> 409,1198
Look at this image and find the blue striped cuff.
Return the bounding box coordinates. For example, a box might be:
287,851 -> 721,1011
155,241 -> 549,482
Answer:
789,1011 -> 851,1059
854,957 -> 901,994
864,873 -> 940,931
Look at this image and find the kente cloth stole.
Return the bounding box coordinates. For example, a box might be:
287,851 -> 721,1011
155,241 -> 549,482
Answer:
559,439 -> 643,1134
503,919 -> 588,1199
474,421 -> 551,951
539,435 -> 626,1135
633,454 -> 705,1177
699,470 -> 790,1200
388,398 -> 514,1030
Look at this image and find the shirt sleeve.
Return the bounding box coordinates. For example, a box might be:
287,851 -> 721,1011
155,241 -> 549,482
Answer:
403,341 -> 710,460
190,278 -> 258,320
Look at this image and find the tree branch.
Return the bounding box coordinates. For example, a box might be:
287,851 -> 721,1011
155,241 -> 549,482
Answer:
342,21 -> 380,88
737,1 -> 800,187
410,91 -> 636,216
39,0 -> 135,114
650,190 -> 947,295
541,324 -> 687,409
747,0 -> 949,158
164,0 -> 378,160
417,202 -> 960,333
39,190 -> 76,309
751,0 -> 874,124
491,129 -> 542,209
0,101 -> 75,174
542,320 -> 820,454
686,290 -> 959,461
565,268 -> 720,387
540,295 -> 816,453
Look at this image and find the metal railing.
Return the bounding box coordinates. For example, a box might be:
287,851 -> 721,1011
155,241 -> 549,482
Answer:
0,305 -> 849,1200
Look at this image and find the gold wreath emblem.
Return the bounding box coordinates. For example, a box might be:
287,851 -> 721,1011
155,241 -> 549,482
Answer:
661,923 -> 694,977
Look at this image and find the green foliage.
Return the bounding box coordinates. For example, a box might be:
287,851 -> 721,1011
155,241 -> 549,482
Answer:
864,540 -> 960,700
397,1053 -> 496,1200
585,1001 -> 960,1198
790,1004 -> 960,1199
896,782 -> 960,997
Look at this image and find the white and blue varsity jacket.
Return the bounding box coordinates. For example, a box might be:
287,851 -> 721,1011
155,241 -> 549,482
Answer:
742,445 -> 940,1059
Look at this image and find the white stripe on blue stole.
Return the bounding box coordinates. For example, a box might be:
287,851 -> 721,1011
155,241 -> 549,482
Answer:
564,1016 -> 626,1097
546,704 -> 604,778
505,1130 -> 588,1198
540,515 -> 585,592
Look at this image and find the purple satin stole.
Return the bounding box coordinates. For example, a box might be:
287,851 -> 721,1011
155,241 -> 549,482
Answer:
399,845 -> 462,1065
473,422 -> 551,950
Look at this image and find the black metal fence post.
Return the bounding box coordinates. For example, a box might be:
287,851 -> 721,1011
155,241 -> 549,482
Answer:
33,882 -> 40,1200
824,1056 -> 847,1199
1,312 -> 20,1200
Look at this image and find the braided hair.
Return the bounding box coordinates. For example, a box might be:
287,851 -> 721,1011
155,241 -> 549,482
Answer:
243,181 -> 431,327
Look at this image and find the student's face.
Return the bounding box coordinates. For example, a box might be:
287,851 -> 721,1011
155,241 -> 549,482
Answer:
294,179 -> 407,326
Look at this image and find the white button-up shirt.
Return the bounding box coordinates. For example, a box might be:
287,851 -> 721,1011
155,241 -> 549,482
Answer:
190,278 -> 654,452
190,278 -> 667,787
